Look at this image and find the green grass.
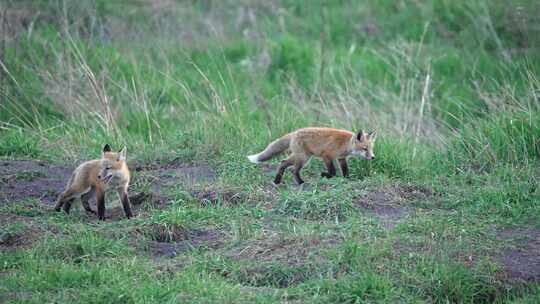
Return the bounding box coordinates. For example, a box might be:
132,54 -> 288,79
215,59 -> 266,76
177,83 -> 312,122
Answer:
1,0 -> 540,303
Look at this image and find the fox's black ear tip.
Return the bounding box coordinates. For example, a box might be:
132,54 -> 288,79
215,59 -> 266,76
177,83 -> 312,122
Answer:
356,130 -> 365,140
103,144 -> 112,152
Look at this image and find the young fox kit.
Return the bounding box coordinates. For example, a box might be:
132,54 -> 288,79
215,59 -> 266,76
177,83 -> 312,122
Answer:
54,144 -> 133,220
248,127 -> 377,184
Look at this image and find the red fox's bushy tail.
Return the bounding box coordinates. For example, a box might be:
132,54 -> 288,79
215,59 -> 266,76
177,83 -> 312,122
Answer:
248,133 -> 292,163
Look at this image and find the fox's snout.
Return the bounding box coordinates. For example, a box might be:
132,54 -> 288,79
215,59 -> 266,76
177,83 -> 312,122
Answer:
351,150 -> 375,160
97,171 -> 114,183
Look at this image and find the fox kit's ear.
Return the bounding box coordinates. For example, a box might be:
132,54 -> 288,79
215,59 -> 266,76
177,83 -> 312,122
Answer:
356,130 -> 365,142
118,147 -> 127,161
102,144 -> 112,157
369,131 -> 377,141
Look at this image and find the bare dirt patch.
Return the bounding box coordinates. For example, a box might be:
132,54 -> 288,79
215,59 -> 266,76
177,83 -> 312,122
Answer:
0,160 -> 72,205
355,184 -> 432,229
497,227 -> 540,283
0,160 -> 218,219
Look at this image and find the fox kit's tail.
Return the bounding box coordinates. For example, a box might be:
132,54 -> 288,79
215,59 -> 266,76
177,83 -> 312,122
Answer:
248,134 -> 292,163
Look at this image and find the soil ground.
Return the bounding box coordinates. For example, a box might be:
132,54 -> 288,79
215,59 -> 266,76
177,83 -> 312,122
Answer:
1,159 -> 539,290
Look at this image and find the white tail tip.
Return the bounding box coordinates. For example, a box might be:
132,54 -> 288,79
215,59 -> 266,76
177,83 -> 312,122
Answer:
247,154 -> 260,163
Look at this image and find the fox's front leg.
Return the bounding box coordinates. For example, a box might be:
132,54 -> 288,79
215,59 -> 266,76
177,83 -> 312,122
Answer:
117,187 -> 133,219
96,188 -> 106,221
81,188 -> 96,214
338,158 -> 349,178
321,157 -> 337,178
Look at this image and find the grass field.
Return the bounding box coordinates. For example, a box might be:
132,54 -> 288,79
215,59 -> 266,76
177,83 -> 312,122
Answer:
1,0 -> 540,303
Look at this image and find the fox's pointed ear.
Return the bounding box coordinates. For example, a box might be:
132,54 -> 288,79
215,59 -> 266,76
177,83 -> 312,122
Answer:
118,147 -> 127,161
369,131 -> 377,141
102,144 -> 112,157
356,130 -> 365,141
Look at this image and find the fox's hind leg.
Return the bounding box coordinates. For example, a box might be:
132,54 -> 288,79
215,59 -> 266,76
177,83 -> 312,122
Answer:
54,199 -> 65,212
62,198 -> 75,214
321,157 -> 337,178
54,188 -> 78,212
274,158 -> 294,184
81,187 -> 96,214
292,158 -> 307,185
117,187 -> 133,219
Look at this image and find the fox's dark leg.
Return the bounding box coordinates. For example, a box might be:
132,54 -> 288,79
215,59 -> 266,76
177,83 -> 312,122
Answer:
118,188 -> 133,219
274,158 -> 294,184
62,198 -> 75,214
54,189 -> 77,212
338,158 -> 349,178
321,157 -> 336,178
96,188 -> 106,221
293,159 -> 306,185
81,187 -> 96,214
55,174 -> 75,211
54,197 -> 65,212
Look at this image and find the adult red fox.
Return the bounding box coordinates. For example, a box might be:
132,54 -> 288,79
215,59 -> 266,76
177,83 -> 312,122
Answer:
248,127 -> 376,184
54,144 -> 133,220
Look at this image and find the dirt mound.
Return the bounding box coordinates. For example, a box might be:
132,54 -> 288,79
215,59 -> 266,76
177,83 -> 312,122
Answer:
0,214 -> 48,251
0,160 -> 72,205
497,227 -> 540,282
0,229 -> 37,251
137,223 -> 190,243
224,236 -> 340,288
355,184 -> 431,229
191,187 -> 246,206
227,236 -> 338,264
143,229 -> 223,257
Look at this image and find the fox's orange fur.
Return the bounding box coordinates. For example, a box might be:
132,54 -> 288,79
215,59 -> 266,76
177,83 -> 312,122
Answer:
248,127 -> 376,184
54,144 -> 133,220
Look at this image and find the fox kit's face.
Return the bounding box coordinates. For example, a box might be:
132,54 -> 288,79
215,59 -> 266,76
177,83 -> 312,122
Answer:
98,144 -> 127,184
350,130 -> 377,160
